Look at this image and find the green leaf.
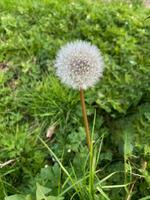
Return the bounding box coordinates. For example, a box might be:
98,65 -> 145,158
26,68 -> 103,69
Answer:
139,196 -> 150,200
5,195 -> 26,200
46,196 -> 64,200
96,187 -> 111,200
36,183 -> 51,200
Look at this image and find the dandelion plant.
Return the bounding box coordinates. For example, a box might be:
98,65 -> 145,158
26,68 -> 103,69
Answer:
55,40 -> 104,149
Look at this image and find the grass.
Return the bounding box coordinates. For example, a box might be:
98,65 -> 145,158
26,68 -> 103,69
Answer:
38,116 -> 129,200
0,0 -> 150,199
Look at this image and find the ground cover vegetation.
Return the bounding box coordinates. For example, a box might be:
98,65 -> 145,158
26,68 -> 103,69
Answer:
0,0 -> 150,199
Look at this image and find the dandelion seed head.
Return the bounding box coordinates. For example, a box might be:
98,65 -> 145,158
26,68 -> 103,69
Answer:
55,40 -> 104,90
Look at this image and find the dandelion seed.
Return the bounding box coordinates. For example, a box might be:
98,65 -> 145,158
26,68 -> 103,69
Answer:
55,40 -> 104,90
55,40 -> 104,149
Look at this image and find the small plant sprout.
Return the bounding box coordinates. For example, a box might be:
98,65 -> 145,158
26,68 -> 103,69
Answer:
55,40 -> 104,149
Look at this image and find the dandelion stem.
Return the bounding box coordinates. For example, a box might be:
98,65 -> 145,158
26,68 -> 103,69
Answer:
80,88 -> 91,149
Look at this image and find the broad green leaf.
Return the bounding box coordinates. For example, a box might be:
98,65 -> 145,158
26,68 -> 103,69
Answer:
5,195 -> 26,200
36,183 -> 51,200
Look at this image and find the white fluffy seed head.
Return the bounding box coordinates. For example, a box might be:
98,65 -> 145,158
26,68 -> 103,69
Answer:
55,40 -> 104,90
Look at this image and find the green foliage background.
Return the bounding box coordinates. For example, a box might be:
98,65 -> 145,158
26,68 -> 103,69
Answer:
0,0 -> 150,199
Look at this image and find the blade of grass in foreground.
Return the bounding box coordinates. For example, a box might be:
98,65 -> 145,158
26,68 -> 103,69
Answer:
38,136 -> 82,199
139,196 -> 150,200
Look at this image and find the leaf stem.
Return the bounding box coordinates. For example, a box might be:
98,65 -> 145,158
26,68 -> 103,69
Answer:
79,88 -> 91,149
